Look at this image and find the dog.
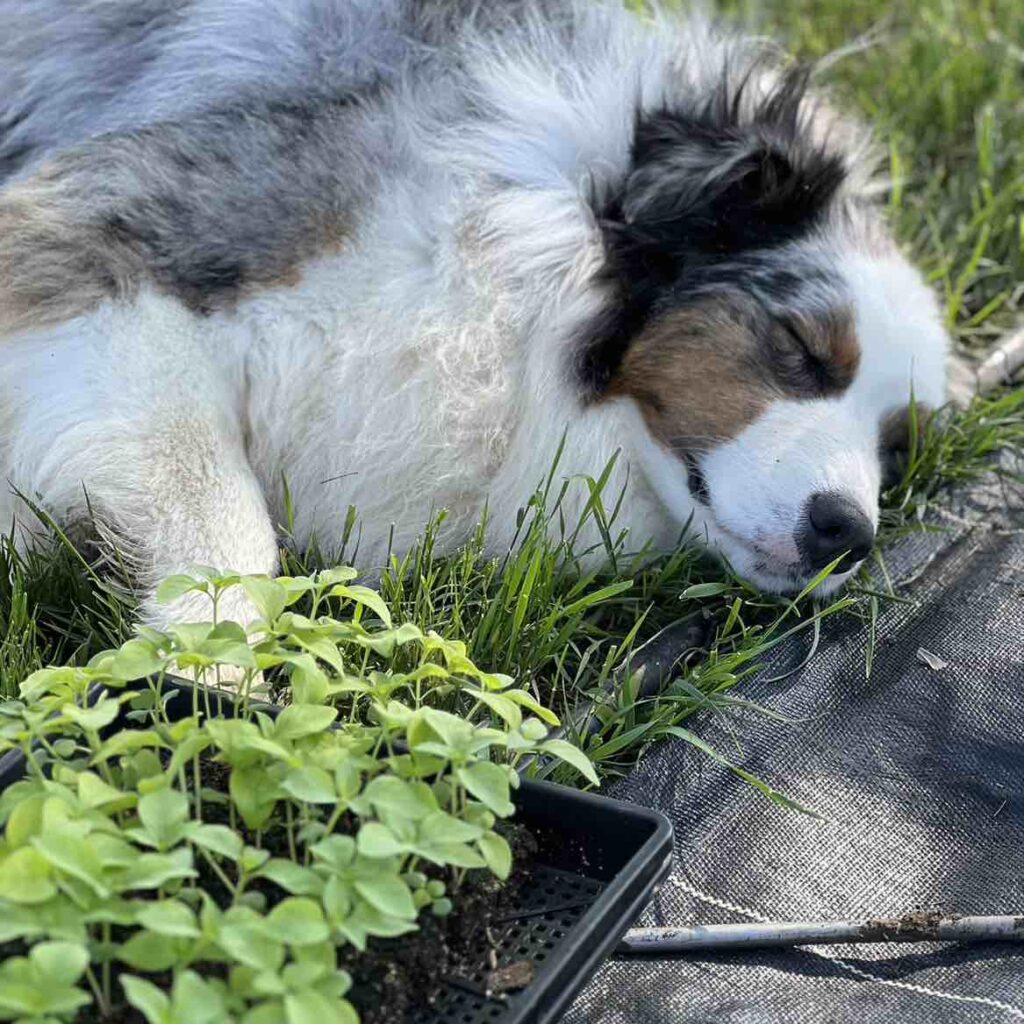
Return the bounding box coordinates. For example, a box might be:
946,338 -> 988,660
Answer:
0,0 -> 947,627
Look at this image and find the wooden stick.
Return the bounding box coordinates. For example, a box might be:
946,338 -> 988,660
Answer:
977,328 -> 1024,393
951,328 -> 1024,403
617,912 -> 1024,954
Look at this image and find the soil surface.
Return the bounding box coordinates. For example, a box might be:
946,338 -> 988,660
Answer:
344,822 -> 538,1024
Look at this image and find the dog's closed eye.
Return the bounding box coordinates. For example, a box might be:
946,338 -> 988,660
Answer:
773,318 -> 826,386
767,316 -> 846,396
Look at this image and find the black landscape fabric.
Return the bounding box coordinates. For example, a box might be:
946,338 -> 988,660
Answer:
566,469 -> 1024,1023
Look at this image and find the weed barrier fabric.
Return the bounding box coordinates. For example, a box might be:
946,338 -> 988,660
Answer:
566,470 -> 1024,1023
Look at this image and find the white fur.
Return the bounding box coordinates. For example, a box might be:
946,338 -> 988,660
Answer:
0,292 -> 277,624
0,2 -> 948,620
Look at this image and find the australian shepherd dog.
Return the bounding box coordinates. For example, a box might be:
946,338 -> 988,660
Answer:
0,0 -> 947,626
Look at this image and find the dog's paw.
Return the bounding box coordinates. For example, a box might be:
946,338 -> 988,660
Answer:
140,584 -> 267,695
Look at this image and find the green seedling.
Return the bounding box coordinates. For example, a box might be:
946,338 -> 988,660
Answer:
0,568 -> 596,1023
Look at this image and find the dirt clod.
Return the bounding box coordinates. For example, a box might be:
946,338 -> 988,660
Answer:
486,960 -> 536,994
861,909 -> 955,941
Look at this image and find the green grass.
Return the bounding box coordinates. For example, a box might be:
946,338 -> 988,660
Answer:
721,0 -> 1024,347
0,0 -> 1021,786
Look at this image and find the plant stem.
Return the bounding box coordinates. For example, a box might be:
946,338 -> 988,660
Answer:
323,803 -> 347,836
23,736 -> 46,779
193,750 -> 203,823
196,846 -> 237,898
84,965 -> 111,1018
101,923 -> 112,1010
285,800 -> 298,862
86,727 -> 120,790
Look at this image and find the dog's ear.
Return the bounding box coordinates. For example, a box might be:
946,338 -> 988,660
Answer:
616,80 -> 846,273
610,131 -> 810,270
579,66 -> 846,395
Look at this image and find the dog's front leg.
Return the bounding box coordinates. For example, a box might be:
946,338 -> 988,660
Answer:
112,413 -> 278,688
106,305 -> 280,634
4,291 -> 279,634
131,419 -> 279,633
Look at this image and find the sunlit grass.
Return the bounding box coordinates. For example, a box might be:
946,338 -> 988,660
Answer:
720,0 -> 1024,347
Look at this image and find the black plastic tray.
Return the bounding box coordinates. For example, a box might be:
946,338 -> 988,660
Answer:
415,778 -> 673,1024
0,680 -> 673,1024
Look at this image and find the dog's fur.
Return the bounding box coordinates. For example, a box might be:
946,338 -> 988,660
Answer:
0,0 -> 948,625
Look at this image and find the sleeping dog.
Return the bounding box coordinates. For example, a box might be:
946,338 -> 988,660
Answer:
0,0 -> 947,625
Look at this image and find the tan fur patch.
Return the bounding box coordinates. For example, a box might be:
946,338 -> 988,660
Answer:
789,307 -> 860,384
608,298 -> 861,454
0,167 -> 140,336
609,301 -> 770,452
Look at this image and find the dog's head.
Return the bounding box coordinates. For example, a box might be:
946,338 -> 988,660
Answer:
582,67 -> 947,594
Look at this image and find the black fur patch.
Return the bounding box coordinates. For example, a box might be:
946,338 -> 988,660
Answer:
580,65 -> 848,393
685,454 -> 710,505
0,109 -> 34,180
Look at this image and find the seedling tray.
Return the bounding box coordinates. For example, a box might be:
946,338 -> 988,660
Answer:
0,680 -> 673,1024
413,778 -> 673,1024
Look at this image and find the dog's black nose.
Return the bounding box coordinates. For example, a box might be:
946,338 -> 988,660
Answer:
797,491 -> 875,571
